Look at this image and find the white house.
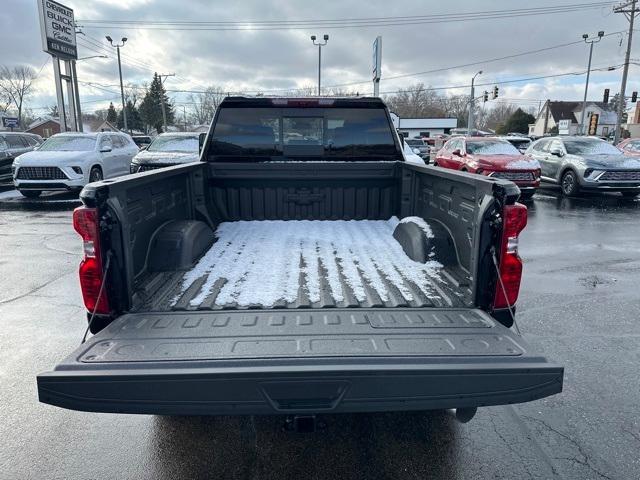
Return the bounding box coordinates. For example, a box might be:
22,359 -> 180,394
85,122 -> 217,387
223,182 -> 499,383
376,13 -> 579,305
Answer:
389,112 -> 457,138
529,101 -> 617,137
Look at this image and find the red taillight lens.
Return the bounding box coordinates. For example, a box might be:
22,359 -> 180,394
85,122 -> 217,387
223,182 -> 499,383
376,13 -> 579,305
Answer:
494,203 -> 527,309
73,206 -> 110,315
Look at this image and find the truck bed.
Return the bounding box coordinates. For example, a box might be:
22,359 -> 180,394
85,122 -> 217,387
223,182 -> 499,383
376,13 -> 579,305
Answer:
137,218 -> 472,311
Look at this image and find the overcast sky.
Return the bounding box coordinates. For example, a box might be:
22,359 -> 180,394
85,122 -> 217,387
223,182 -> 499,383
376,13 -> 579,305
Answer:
3,0 -> 638,118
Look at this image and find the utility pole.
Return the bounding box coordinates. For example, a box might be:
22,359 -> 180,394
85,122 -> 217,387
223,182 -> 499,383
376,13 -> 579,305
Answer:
158,73 -> 175,132
106,36 -> 128,132
579,31 -> 605,135
467,71 -> 482,136
614,0 -> 638,142
310,35 -> 329,96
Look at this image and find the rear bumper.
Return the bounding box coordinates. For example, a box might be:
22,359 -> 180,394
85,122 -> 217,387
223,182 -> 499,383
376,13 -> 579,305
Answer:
38,361 -> 563,416
37,308 -> 563,415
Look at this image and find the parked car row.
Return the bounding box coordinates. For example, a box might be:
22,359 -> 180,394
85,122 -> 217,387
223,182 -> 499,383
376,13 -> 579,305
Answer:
432,135 -> 640,199
0,132 -> 43,183
9,131 -> 201,197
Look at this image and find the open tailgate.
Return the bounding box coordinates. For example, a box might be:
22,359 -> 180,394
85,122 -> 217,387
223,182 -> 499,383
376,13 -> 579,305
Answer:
38,308 -> 563,415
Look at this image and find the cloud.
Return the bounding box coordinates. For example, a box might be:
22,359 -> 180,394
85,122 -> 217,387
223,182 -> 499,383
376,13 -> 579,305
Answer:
4,0 -> 638,115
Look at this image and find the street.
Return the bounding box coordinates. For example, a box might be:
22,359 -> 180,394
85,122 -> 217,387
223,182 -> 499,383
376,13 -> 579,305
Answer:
0,187 -> 638,480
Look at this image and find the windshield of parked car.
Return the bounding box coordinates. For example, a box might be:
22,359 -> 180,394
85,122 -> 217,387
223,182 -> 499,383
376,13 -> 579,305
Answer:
148,135 -> 199,153
38,136 -> 96,152
623,140 -> 640,152
564,138 -> 621,155
466,140 -> 520,155
209,106 -> 399,161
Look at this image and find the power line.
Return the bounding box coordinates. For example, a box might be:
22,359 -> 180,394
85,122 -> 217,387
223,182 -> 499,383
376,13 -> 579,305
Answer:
77,2 -> 615,31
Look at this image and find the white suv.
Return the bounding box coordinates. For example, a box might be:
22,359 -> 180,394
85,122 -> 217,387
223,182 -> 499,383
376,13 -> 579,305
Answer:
12,131 -> 138,198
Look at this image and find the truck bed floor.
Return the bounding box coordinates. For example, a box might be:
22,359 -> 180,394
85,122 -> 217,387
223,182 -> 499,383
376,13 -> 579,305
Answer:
140,218 -> 471,311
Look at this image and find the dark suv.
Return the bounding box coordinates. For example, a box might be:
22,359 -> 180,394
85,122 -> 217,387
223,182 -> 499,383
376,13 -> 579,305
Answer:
0,132 -> 42,182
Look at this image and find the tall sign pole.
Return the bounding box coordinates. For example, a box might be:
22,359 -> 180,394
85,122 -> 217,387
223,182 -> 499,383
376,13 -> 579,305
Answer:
372,36 -> 382,97
614,0 -> 638,142
37,0 -> 80,132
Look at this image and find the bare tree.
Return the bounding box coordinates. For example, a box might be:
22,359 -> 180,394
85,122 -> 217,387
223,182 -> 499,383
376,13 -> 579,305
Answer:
440,94 -> 472,127
189,86 -> 226,125
0,65 -> 37,127
384,83 -> 446,118
478,103 -> 518,132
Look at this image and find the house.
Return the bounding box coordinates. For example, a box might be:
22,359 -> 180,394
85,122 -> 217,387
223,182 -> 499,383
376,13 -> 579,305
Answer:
83,119 -> 118,133
529,101 -> 617,137
389,112 -> 457,138
25,117 -> 61,138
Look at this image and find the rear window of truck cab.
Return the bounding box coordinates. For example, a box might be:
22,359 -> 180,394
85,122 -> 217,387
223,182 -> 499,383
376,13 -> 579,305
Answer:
208,105 -> 401,161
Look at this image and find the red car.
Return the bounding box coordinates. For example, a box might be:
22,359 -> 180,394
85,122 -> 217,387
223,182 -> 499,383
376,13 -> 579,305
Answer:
435,137 -> 541,200
617,138 -> 640,156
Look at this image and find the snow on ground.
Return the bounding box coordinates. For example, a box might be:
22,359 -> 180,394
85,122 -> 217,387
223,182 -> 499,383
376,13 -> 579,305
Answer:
174,217 -> 442,308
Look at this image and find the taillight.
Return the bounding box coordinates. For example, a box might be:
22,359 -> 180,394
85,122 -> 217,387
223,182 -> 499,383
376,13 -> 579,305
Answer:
73,206 -> 110,314
494,203 -> 527,309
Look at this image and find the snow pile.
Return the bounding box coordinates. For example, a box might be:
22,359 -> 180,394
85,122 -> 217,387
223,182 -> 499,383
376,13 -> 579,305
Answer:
174,217 -> 443,308
506,158 -> 541,170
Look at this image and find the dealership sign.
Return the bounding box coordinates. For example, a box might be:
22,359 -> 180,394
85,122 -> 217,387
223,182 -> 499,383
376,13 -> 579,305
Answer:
372,36 -> 382,81
37,0 -> 77,59
2,117 -> 19,128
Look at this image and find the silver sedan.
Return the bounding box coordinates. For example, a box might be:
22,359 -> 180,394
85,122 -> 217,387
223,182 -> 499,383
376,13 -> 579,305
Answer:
525,136 -> 640,198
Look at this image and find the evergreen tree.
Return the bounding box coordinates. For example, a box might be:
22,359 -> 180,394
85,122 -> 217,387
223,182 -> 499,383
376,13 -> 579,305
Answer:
116,100 -> 143,132
499,108 -> 536,134
139,73 -> 174,133
106,102 -> 117,123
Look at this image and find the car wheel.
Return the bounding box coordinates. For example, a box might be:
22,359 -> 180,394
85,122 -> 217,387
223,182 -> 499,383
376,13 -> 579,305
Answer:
19,190 -> 41,198
561,170 -> 579,196
621,190 -> 640,198
433,161 -> 438,167
89,166 -> 103,183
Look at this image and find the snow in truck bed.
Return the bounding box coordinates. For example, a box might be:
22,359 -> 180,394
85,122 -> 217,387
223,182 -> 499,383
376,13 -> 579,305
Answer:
170,217 -> 463,310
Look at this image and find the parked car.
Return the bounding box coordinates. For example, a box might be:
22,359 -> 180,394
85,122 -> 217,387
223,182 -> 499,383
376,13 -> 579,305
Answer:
0,132 -> 42,183
131,135 -> 152,150
435,137 -> 541,199
404,137 -> 430,162
130,132 -> 200,173
500,135 -> 532,154
12,131 -> 138,198
37,96 -> 562,420
526,136 -> 640,197
616,138 -> 640,157
424,133 -> 449,146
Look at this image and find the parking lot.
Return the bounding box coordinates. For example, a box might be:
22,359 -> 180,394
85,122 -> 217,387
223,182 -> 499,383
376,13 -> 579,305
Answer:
0,185 -> 638,480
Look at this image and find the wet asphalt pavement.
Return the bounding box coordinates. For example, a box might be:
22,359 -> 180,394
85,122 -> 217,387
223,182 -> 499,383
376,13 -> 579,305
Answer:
0,185 -> 639,480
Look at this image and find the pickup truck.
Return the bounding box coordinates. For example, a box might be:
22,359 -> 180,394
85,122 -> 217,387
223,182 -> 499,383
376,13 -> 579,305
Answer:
37,97 -> 563,421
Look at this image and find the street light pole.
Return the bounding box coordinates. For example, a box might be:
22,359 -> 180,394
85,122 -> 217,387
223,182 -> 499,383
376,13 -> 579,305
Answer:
579,31 -> 604,135
106,36 -> 128,132
467,70 -> 482,136
310,34 -> 329,96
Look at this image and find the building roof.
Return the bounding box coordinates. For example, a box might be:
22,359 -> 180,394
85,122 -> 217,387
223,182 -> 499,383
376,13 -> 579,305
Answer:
546,101 -> 615,124
27,116 -> 60,130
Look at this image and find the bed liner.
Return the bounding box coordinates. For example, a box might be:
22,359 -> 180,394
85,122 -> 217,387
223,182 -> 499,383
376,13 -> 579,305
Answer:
138,218 -> 472,312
